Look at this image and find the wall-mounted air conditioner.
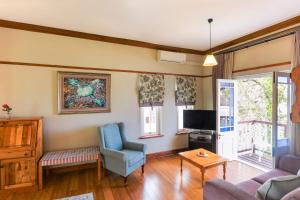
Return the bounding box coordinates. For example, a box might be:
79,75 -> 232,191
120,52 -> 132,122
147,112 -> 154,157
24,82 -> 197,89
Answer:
157,50 -> 187,64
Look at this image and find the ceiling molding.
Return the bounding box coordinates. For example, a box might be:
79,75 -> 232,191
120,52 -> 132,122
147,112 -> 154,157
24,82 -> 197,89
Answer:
0,15 -> 299,56
0,60 -> 203,78
0,19 -> 204,55
203,15 -> 300,54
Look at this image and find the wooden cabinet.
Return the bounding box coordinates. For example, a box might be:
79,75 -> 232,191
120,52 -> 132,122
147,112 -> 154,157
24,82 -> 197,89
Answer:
0,117 -> 43,191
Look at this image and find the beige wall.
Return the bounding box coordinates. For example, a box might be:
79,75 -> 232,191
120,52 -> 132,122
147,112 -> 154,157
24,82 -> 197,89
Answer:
234,35 -> 294,76
200,35 -> 294,110
0,27 -> 203,153
2,25 -> 293,152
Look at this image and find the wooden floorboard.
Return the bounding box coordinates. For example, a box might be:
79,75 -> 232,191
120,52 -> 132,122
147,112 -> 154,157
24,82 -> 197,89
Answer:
0,155 -> 263,200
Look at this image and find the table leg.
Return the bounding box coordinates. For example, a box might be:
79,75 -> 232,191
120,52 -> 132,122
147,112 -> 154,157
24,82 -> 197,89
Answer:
201,168 -> 205,188
180,158 -> 183,174
223,162 -> 227,180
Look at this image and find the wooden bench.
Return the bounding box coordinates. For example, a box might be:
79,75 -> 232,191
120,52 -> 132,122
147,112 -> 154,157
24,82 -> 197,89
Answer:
38,146 -> 101,190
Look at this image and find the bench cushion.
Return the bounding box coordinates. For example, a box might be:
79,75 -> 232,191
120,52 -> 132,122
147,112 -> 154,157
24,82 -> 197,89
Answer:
40,146 -> 100,166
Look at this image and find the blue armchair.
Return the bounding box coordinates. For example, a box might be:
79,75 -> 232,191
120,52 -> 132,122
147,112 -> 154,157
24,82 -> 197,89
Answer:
98,123 -> 146,184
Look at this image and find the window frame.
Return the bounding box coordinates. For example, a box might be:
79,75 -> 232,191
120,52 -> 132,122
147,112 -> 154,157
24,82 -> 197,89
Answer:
177,105 -> 194,133
140,106 -> 162,137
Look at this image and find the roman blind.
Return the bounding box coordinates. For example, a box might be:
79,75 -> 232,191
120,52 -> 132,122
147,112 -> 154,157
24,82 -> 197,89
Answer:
175,76 -> 196,106
138,74 -> 165,107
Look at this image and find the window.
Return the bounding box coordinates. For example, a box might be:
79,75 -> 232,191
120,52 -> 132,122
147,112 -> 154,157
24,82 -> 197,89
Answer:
177,105 -> 194,131
141,107 -> 161,136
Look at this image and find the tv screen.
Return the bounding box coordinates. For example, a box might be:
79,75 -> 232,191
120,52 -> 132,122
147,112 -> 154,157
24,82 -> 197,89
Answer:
183,110 -> 216,130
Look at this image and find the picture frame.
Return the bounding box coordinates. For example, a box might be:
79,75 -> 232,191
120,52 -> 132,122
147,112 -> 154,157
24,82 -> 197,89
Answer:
58,71 -> 111,114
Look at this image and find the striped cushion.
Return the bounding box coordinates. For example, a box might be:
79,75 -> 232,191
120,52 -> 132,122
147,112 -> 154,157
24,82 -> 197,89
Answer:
40,146 -> 100,166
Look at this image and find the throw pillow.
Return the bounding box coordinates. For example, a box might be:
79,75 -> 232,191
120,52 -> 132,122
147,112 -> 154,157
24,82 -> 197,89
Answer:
256,175 -> 300,200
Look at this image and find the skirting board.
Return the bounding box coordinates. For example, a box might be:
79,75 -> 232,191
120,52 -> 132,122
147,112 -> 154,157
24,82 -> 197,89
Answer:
146,148 -> 188,159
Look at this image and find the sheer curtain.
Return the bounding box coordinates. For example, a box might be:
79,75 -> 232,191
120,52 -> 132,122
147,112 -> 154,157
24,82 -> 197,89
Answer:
212,54 -> 224,109
291,31 -> 300,156
224,52 -> 235,79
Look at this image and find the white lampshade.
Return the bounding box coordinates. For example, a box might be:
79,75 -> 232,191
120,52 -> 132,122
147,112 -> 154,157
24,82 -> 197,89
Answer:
203,54 -> 218,67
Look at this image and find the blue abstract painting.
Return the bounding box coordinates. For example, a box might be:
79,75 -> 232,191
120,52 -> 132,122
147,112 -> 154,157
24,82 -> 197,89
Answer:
58,72 -> 111,114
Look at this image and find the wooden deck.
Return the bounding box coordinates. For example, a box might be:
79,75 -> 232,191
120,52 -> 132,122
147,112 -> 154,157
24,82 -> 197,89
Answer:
0,155 -> 263,200
238,153 -> 273,169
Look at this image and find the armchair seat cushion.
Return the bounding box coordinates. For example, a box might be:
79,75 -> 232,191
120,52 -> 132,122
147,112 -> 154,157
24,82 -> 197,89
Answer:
121,149 -> 144,167
252,169 -> 292,184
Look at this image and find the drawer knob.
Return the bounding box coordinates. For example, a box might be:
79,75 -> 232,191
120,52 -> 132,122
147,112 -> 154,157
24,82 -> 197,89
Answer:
24,153 -> 28,156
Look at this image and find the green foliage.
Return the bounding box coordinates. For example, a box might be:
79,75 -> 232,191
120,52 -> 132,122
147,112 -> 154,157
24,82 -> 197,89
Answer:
238,76 -> 287,123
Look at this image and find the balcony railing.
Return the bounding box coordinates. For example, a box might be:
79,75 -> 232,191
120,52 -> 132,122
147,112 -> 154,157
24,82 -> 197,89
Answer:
237,120 -> 287,156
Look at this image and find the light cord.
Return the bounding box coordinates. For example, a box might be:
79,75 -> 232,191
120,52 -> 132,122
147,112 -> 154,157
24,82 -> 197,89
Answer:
209,20 -> 212,51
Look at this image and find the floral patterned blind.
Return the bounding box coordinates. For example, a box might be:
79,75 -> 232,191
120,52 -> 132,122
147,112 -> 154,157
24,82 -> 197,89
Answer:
175,76 -> 197,106
138,74 -> 165,107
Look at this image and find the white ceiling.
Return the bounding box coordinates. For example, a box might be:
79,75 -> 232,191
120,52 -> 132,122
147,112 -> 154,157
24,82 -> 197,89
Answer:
0,0 -> 299,51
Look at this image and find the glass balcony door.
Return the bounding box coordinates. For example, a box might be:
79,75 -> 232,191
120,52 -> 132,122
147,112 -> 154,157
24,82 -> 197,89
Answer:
272,72 -> 291,166
216,79 -> 238,160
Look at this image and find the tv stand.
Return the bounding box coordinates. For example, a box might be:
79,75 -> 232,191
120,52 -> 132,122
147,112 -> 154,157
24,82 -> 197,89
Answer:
188,130 -> 216,153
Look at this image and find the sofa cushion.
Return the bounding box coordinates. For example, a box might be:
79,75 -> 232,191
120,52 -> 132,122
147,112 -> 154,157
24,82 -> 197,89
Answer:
252,169 -> 292,184
236,179 -> 262,196
103,124 -> 123,151
256,175 -> 300,200
121,149 -> 144,167
281,186 -> 300,200
278,154 -> 300,174
204,179 -> 257,200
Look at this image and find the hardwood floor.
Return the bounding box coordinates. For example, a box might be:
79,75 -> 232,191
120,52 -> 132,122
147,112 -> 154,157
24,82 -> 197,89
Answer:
0,155 -> 263,200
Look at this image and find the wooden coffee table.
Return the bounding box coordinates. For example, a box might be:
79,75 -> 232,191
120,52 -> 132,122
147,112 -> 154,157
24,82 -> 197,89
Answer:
178,148 -> 227,187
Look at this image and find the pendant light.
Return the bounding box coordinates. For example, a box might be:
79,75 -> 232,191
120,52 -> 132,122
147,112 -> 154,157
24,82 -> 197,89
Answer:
203,18 -> 218,67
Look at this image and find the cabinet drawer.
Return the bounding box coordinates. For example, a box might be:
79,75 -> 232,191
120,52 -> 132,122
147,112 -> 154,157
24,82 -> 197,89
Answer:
0,150 -> 31,159
0,121 -> 37,148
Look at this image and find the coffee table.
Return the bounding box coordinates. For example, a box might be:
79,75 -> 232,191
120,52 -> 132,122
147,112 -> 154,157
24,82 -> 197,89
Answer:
178,148 -> 227,187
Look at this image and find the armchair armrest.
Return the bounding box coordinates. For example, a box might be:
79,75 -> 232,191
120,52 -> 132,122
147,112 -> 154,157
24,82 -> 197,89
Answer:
204,179 -> 256,200
102,148 -> 126,161
124,141 -> 146,153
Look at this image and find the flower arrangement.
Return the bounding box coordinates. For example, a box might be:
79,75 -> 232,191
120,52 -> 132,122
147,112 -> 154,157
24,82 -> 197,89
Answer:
2,104 -> 12,114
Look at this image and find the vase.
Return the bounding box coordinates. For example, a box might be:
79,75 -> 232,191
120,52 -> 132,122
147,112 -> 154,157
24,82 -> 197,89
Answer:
5,112 -> 12,119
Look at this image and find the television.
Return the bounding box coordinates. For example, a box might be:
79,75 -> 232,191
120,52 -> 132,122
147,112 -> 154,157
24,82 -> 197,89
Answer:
183,110 -> 216,130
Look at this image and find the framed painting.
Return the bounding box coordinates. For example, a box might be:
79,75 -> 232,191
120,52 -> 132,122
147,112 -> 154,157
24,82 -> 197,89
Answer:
58,71 -> 111,114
